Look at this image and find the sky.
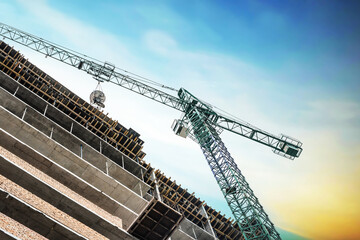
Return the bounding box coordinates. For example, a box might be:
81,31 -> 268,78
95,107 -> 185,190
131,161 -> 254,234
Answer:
1,0 -> 360,239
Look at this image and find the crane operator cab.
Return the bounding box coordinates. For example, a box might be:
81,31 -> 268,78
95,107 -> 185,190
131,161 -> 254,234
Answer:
172,119 -> 189,138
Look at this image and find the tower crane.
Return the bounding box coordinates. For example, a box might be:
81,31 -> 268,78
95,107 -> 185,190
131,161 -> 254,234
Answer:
0,22 -> 303,240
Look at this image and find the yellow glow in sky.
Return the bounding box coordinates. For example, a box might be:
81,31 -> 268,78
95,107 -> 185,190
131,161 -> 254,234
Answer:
271,131 -> 360,240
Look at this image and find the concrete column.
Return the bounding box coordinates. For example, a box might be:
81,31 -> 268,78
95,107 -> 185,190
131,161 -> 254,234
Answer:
21,107 -> 27,120
44,104 -> 48,116
139,182 -> 143,197
201,205 -> 217,239
80,144 -> 83,159
13,85 -> 19,95
151,172 -> 161,201
106,160 -> 109,175
50,127 -> 54,139
192,227 -> 197,239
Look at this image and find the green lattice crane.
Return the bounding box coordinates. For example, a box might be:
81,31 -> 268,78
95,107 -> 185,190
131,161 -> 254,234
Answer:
0,22 -> 303,240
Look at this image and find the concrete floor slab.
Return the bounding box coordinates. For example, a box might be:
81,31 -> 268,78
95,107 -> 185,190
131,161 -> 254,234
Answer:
0,72 -> 147,179
170,229 -> 195,240
176,218 -> 215,240
0,189 -> 86,240
0,84 -> 151,195
0,229 -> 18,240
0,106 -> 148,211
0,129 -> 141,229
0,155 -> 136,240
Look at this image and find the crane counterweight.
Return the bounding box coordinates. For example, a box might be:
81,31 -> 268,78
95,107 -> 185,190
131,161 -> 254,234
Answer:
273,134 -> 302,160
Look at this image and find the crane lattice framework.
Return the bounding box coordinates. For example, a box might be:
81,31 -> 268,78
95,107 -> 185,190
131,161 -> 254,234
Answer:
0,22 -> 303,240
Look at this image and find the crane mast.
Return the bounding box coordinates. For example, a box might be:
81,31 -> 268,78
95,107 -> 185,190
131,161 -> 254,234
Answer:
181,96 -> 278,239
0,22 -> 303,240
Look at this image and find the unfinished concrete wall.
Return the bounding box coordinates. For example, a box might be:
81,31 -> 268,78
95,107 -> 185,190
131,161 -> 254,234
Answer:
0,40 -> 244,240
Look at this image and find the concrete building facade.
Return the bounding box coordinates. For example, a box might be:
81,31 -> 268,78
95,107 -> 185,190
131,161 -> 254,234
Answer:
0,41 -> 242,239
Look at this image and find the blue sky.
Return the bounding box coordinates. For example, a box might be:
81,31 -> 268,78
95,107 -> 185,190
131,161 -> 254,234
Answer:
1,1 -> 360,239
46,0 -> 360,97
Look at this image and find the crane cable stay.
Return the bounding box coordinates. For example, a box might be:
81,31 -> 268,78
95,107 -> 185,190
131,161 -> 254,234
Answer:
0,22 -> 303,240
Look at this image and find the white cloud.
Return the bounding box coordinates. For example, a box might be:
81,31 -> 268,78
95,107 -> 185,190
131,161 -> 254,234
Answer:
144,30 -> 178,56
307,99 -> 360,123
15,0 -> 134,64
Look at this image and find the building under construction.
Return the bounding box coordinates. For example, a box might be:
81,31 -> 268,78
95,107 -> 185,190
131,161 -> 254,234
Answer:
0,40 -> 245,239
